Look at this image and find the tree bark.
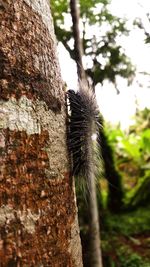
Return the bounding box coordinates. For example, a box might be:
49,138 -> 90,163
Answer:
0,0 -> 83,266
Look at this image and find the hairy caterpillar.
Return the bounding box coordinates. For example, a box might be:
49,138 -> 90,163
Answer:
66,87 -> 101,192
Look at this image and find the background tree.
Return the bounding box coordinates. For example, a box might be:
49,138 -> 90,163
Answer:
98,117 -> 124,212
51,0 -> 135,86
99,109 -> 150,266
134,12 -> 150,44
0,0 -> 83,266
133,9 -> 150,84
116,108 -> 150,210
50,1 -> 150,266
69,1 -> 103,266
51,0 -> 132,212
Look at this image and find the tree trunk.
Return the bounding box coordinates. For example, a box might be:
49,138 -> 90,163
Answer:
70,0 -> 87,85
86,130 -> 103,267
0,0 -> 83,266
70,1 -> 103,266
98,118 -> 124,213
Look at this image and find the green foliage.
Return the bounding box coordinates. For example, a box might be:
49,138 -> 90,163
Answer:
126,171 -> 150,208
51,0 -> 68,24
51,0 -> 135,84
102,109 -> 150,211
102,206 -> 150,267
134,15 -> 150,44
117,250 -> 143,267
104,206 -> 150,235
105,126 -> 124,145
105,112 -> 150,168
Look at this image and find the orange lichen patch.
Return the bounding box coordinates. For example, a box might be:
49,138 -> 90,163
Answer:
0,129 -> 75,266
0,0 -> 62,112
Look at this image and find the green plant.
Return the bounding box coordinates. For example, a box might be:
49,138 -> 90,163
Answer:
118,251 -> 142,267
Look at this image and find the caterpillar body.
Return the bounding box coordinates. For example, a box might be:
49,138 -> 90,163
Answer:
66,88 -> 101,192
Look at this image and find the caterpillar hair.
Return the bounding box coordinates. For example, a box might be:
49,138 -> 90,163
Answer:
66,87 -> 101,193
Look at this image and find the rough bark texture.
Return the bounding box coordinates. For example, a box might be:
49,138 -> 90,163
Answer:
0,0 -> 83,266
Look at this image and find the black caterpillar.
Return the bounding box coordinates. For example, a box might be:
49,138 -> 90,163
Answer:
66,88 -> 100,191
